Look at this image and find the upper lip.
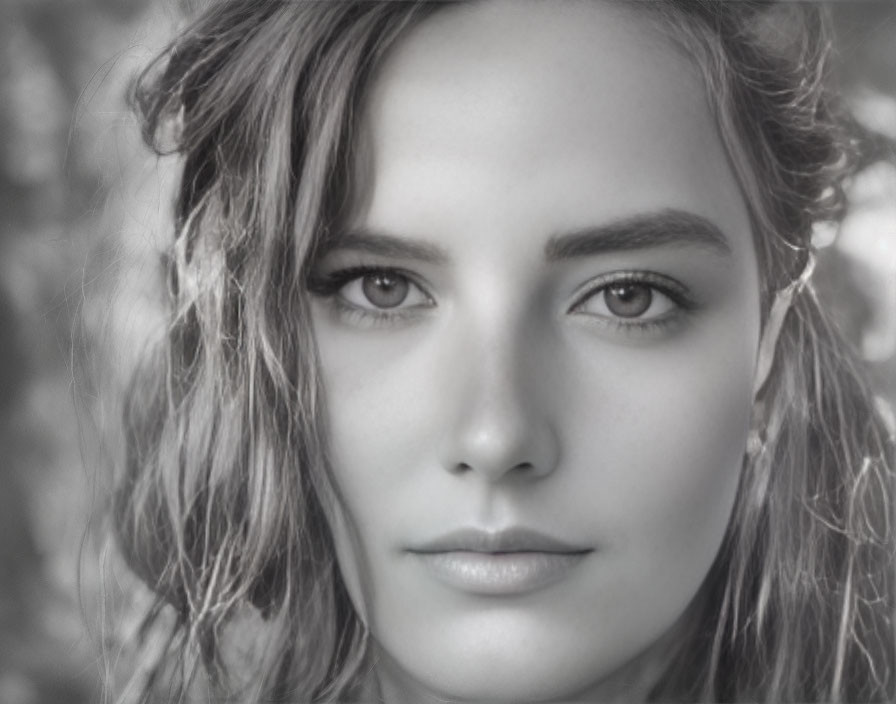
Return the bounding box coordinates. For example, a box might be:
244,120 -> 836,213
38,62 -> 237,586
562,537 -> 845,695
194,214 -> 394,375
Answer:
408,527 -> 593,554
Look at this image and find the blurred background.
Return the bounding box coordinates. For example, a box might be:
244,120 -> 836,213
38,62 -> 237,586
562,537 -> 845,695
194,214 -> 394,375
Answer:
0,1 -> 893,703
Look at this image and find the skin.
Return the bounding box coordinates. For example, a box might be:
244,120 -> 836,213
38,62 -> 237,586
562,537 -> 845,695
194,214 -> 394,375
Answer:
308,1 -> 762,701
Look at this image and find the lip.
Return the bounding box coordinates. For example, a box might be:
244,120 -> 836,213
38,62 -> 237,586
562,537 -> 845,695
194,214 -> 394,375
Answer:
408,527 -> 593,595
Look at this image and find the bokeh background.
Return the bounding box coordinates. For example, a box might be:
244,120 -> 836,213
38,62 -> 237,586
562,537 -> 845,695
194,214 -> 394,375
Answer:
0,2 -> 894,703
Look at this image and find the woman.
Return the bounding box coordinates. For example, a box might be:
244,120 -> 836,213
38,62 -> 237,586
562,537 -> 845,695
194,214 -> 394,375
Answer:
109,1 -> 895,701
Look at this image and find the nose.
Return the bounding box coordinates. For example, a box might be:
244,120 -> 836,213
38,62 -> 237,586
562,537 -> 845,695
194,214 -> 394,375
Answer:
439,312 -> 561,483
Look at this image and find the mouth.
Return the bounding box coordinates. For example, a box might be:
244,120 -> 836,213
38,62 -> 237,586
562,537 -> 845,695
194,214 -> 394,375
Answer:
407,527 -> 593,596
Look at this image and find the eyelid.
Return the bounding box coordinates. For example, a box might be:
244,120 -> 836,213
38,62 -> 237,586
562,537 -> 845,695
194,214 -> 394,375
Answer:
570,271 -> 689,307
568,270 -> 695,315
308,265 -> 433,302
307,265 -> 436,329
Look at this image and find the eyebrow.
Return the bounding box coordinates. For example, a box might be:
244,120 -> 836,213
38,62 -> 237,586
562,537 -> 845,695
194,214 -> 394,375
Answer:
545,209 -> 733,261
321,228 -> 450,264
323,208 -> 732,264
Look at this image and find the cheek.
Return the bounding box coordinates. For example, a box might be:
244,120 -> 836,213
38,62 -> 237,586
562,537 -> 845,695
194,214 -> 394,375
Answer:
315,329 -> 443,617
319,331 -> 444,502
617,366 -> 749,546
563,324 -> 757,588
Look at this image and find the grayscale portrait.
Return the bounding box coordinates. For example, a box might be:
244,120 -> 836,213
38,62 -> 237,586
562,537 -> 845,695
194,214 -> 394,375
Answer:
1,2 -> 895,703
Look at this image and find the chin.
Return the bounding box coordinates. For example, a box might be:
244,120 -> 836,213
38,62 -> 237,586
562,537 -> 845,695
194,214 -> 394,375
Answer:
416,659 -> 603,704
379,630 -> 627,704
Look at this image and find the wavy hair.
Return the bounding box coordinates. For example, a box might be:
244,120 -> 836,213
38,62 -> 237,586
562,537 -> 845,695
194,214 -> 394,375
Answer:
107,1 -> 895,702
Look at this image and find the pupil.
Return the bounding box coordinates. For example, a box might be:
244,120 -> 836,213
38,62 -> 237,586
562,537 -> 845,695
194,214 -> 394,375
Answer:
362,273 -> 409,308
605,283 -> 651,318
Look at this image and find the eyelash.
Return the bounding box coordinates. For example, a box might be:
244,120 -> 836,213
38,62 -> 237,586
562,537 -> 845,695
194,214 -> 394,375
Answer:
308,266 -> 696,333
307,265 -> 435,327
568,270 -> 697,335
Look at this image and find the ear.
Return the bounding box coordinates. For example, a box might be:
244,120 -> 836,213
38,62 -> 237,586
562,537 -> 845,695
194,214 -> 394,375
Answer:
752,253 -> 816,398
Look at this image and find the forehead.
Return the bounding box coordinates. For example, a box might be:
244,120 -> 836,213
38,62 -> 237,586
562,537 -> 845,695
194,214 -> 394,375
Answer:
350,0 -> 751,256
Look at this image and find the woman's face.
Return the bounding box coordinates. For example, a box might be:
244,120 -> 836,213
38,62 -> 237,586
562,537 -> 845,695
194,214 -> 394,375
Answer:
309,1 -> 761,701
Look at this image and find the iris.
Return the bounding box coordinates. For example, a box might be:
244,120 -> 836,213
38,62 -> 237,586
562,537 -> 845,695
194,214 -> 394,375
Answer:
361,272 -> 410,309
604,283 -> 652,318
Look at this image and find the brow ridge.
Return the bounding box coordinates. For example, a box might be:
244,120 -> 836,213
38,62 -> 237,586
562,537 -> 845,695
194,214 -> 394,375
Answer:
324,208 -> 732,264
544,208 -> 733,261
321,228 -> 449,263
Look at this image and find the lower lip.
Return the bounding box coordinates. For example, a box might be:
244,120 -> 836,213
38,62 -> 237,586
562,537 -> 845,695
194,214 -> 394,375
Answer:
414,551 -> 589,595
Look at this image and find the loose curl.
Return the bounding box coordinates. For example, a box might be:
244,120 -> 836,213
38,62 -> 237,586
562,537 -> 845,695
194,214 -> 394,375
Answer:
107,2 -> 895,702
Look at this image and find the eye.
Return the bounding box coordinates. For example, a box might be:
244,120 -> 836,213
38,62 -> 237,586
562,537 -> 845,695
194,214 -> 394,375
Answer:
344,271 -> 425,309
328,267 -> 432,312
589,282 -> 672,319
570,273 -> 687,323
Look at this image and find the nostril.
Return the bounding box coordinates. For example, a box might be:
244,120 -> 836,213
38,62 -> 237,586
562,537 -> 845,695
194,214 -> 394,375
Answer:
452,462 -> 474,475
450,460 -> 539,477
